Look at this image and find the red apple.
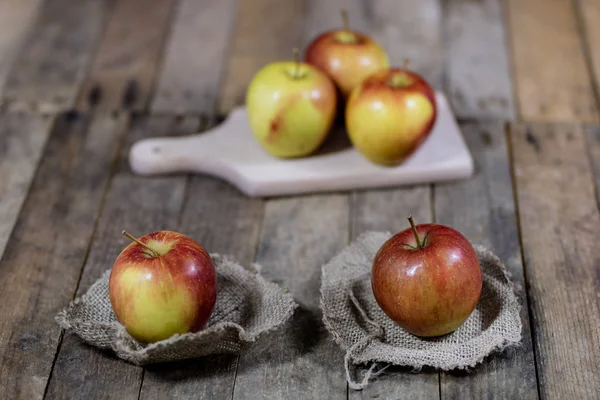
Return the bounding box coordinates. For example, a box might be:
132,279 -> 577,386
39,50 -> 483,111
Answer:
371,216 -> 482,337
304,11 -> 389,98
346,66 -> 437,166
109,230 -> 217,343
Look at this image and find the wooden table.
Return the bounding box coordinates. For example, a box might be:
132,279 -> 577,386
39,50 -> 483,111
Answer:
0,0 -> 598,399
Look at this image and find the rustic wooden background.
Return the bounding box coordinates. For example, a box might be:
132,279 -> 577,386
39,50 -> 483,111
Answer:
0,0 -> 599,399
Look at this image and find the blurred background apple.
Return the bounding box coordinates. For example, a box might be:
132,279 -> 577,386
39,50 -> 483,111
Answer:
346,66 -> 437,166
246,49 -> 337,158
304,11 -> 389,99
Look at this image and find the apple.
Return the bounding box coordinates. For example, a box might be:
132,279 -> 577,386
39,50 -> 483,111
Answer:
109,230 -> 217,343
345,66 -> 437,166
245,49 -> 337,158
304,11 -> 389,98
371,216 -> 482,337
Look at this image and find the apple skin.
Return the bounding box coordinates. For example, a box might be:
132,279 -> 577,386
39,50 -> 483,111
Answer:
304,30 -> 389,98
346,68 -> 437,166
246,61 -> 337,158
371,223 -> 482,337
109,231 -> 217,343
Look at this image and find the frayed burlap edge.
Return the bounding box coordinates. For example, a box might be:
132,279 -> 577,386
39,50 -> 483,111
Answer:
320,231 -> 523,390
56,254 -> 297,366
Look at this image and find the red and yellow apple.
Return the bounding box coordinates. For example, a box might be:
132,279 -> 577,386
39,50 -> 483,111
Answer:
346,67 -> 437,166
371,216 -> 482,337
109,230 -> 217,343
304,13 -> 389,98
245,52 -> 337,158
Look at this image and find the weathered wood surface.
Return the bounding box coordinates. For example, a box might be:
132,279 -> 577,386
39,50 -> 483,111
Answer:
436,122 -> 538,399
0,113 -> 125,399
510,123 -> 600,399
0,0 -> 43,97
350,188 -> 438,400
445,0 -> 515,120
506,0 -> 598,123
76,0 -> 176,112
577,0 -> 600,97
217,0 -> 304,115
44,116 -> 195,400
0,113 -> 53,258
152,0 -> 239,115
233,195 -> 349,400
1,0 -> 109,113
586,126 -> 600,205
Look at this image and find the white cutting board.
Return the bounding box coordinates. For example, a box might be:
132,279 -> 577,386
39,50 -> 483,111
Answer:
129,92 -> 474,197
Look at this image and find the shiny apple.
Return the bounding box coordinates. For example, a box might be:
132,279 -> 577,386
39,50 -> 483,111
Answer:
371,216 -> 482,337
304,11 -> 389,98
346,67 -> 437,166
245,49 -> 337,158
109,230 -> 217,343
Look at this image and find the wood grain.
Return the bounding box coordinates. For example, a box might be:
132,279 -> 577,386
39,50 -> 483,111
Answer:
445,0 -> 515,120
45,116 -> 199,400
0,113 -> 53,258
139,123 -> 265,400
577,0 -> 600,102
506,0 -> 598,122
0,0 -> 43,97
233,195 -> 349,400
510,123 -> 600,399
370,0 -> 444,89
585,126 -> 600,206
76,0 -> 176,112
436,122 -> 538,399
1,0 -> 110,113
217,0 -> 304,115
350,188 -> 439,400
0,113 -> 125,399
151,0 -> 239,115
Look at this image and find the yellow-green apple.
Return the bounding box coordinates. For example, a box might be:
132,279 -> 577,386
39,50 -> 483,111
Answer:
245,50 -> 337,158
109,230 -> 217,343
371,216 -> 482,337
304,11 -> 389,98
346,67 -> 437,166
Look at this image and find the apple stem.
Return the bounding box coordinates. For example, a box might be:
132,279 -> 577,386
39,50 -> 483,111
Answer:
122,230 -> 158,257
293,48 -> 300,78
407,215 -> 423,248
341,9 -> 349,31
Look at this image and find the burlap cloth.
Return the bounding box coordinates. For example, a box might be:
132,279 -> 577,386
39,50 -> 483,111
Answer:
321,231 -> 522,390
56,254 -> 297,366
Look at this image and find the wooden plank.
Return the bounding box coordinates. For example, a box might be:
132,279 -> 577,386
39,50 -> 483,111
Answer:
0,113 -> 53,258
233,195 -> 349,400
510,123 -> 600,399
370,0 -> 444,88
436,122 -> 538,399
586,126 -> 600,205
151,0 -> 239,115
350,188 -> 439,400
506,0 -> 598,123
45,116 -> 199,400
139,123 -> 265,400
577,0 -> 600,103
0,112 -> 125,399
217,0 -> 304,115
444,0 -> 515,120
0,0 -> 43,97
76,0 -> 176,112
1,0 -> 109,113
